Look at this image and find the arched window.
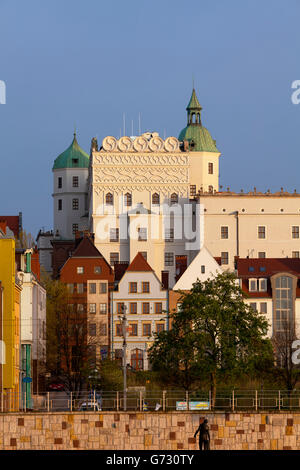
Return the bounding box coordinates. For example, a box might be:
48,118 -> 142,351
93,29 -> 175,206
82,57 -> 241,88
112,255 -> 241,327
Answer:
208,185 -> 213,194
170,193 -> 178,205
124,192 -> 132,207
274,276 -> 293,333
152,193 -> 160,205
131,348 -> 144,370
105,192 -> 113,205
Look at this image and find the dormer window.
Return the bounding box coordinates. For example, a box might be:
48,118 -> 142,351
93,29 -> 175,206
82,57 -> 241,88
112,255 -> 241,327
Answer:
249,279 -> 258,292
72,158 -> 79,167
259,278 -> 267,292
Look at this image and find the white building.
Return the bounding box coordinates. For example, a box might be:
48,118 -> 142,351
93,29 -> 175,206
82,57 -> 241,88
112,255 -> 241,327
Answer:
111,252 -> 168,370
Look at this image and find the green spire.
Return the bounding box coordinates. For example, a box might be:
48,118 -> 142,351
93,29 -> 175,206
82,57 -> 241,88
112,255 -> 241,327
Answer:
186,88 -> 202,111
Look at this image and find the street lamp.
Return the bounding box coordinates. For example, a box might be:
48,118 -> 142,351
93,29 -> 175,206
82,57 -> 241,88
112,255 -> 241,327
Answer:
118,304 -> 127,411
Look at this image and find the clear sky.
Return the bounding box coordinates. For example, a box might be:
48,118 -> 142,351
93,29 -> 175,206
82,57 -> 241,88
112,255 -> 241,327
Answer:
1,0 -> 300,237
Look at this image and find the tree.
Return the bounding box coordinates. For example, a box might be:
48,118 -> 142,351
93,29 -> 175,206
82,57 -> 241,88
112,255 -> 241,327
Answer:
45,278 -> 105,396
271,319 -> 300,393
149,272 -> 273,405
16,230 -> 35,250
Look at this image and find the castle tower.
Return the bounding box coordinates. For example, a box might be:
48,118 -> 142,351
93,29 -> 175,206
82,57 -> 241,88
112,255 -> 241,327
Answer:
52,133 -> 89,240
179,88 -> 221,193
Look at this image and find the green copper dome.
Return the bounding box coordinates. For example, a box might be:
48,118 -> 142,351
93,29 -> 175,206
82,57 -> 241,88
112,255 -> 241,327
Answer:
52,133 -> 89,170
178,89 -> 219,153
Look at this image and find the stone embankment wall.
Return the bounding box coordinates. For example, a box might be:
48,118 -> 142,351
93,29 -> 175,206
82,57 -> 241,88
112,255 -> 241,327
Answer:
0,412 -> 299,450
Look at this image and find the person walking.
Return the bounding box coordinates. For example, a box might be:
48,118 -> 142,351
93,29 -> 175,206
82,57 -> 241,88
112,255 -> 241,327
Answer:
194,418 -> 210,450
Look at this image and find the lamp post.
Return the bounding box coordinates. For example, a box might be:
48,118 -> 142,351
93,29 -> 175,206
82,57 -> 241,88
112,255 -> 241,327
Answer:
119,304 -> 127,411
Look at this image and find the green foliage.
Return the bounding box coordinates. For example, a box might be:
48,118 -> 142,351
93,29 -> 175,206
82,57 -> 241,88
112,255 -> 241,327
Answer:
99,360 -> 123,391
149,272 -> 274,398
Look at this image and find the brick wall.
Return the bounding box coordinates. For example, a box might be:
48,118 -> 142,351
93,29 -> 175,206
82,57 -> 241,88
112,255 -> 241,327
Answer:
0,412 -> 299,450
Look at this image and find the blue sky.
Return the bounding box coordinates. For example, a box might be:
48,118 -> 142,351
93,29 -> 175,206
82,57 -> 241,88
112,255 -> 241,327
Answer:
1,0 -> 300,236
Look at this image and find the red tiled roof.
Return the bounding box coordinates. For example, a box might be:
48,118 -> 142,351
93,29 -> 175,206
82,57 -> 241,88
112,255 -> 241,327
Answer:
127,252 -> 154,272
72,236 -> 104,258
236,258 -> 300,278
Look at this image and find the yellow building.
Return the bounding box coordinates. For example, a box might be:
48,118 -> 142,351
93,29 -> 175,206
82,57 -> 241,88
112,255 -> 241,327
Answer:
0,238 -> 21,410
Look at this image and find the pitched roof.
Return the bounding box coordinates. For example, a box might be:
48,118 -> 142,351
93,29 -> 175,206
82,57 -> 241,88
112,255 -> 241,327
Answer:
236,258 -> 300,278
0,215 -> 21,238
72,236 -> 104,258
126,252 -> 154,272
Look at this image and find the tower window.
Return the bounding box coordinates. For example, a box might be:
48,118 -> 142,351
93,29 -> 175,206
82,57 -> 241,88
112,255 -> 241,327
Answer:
106,192 -> 114,205
72,176 -> 79,187
58,199 -> 62,211
72,199 -> 79,210
164,252 -> 174,266
58,177 -> 62,188
72,224 -> 78,235
72,158 -> 79,167
110,228 -> 119,242
170,193 -> 178,204
208,163 -> 213,174
124,193 -> 132,207
152,193 -> 160,205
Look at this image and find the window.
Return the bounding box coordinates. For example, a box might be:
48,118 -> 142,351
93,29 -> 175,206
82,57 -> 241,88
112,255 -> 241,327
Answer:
129,282 -> 137,293
77,266 -> 84,274
292,251 -> 300,258
116,324 -> 122,336
274,276 -> 293,332
156,323 -> 165,334
58,177 -> 62,188
99,303 -> 107,314
110,228 -> 119,242
89,323 -> 96,336
259,278 -> 267,292
72,199 -> 79,210
89,283 -> 96,294
165,228 -> 174,242
72,176 -> 79,187
292,226 -> 299,239
117,302 -> 125,314
106,192 -> 113,205
155,303 -> 162,314
152,193 -> 160,205
170,193 -> 178,204
165,252 -> 174,266
250,303 -> 257,311
100,283 -> 107,294
124,192 -> 132,206
129,323 -> 138,336
260,303 -> 267,313
72,158 -> 79,167
143,324 -> 151,337
89,303 -> 96,314
142,302 -> 150,314
138,227 -> 147,241
94,266 -> 102,274
208,185 -> 213,193
110,252 -> 119,265
100,324 -> 107,336
190,185 -> 196,197
221,226 -> 228,239
131,349 -> 143,370
67,283 -> 74,294
249,279 -> 258,292
140,252 -> 147,261
77,283 -> 84,294
258,226 -> 266,239
58,199 -> 62,211
208,162 -> 213,174
258,252 -> 266,259
221,252 -> 229,265
142,282 -> 150,293
72,224 -> 78,235
130,303 -> 137,314
77,303 -> 84,313
201,265 -> 205,274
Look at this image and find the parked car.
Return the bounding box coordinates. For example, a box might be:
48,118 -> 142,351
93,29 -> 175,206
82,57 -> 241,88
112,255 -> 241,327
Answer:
79,401 -> 101,411
48,382 -> 64,391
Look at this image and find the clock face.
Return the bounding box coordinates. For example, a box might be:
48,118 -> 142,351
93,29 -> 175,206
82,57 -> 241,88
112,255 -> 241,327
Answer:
102,136 -> 117,151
